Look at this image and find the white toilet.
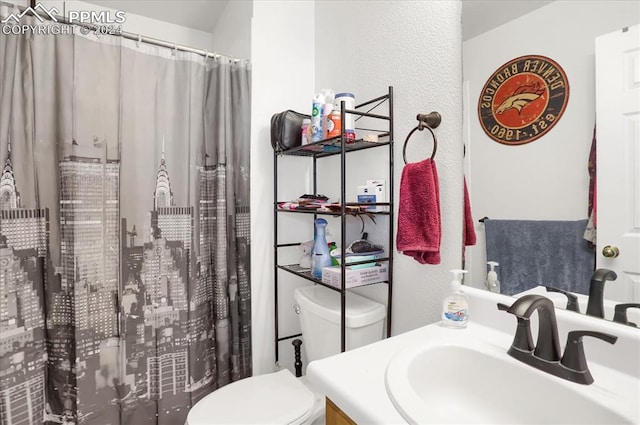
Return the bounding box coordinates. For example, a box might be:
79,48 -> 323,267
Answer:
186,285 -> 386,425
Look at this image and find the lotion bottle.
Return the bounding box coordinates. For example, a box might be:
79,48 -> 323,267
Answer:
442,269 -> 469,328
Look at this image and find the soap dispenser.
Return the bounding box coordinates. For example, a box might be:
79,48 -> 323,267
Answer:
486,261 -> 500,293
442,269 -> 469,328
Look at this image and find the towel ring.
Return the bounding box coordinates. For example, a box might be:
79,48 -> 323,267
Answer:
403,124 -> 438,164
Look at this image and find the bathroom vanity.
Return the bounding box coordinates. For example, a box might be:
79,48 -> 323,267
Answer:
307,287 -> 640,424
325,399 -> 355,425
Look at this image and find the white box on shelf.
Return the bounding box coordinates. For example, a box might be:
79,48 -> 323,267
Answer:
321,264 -> 389,289
356,185 -> 374,202
356,179 -> 386,212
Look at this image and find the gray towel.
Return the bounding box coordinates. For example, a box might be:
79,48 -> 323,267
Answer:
484,219 -> 594,296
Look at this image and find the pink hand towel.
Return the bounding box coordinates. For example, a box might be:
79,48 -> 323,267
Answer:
397,158 -> 441,264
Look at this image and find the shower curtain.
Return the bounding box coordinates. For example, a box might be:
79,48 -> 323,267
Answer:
0,16 -> 251,425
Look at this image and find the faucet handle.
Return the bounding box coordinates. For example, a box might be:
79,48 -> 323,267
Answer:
560,330 -> 617,385
613,303 -> 640,327
497,302 -> 534,352
544,286 -> 580,313
497,302 -> 510,312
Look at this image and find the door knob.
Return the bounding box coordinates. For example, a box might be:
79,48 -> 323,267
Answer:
602,245 -> 620,258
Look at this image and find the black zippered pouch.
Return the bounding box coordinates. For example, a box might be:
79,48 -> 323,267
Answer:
270,110 -> 309,152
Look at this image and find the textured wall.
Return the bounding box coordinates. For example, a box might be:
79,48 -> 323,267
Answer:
314,1 -> 464,334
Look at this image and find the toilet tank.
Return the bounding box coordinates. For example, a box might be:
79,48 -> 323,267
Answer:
294,285 -> 386,363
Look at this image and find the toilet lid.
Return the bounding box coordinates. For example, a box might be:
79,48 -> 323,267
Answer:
186,369 -> 316,425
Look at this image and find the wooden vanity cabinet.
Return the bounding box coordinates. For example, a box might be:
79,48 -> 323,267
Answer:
326,398 -> 357,425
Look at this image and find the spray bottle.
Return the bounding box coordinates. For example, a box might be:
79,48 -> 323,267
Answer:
442,269 -> 469,328
311,92 -> 325,142
311,218 -> 332,279
486,261 -> 500,293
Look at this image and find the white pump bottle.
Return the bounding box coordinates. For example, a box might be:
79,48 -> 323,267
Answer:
486,261 -> 500,293
442,270 -> 469,328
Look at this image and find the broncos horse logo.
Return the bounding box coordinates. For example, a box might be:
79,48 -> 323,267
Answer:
495,82 -> 546,114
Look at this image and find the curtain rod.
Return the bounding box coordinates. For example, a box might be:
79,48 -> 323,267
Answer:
0,0 -> 245,62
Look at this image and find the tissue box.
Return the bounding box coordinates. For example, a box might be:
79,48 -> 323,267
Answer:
356,179 -> 386,211
321,264 -> 389,288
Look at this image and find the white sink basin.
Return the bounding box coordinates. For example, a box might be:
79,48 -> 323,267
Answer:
385,335 -> 632,424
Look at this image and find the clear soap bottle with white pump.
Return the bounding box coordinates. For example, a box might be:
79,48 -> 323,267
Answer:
486,261 -> 500,293
442,270 -> 469,329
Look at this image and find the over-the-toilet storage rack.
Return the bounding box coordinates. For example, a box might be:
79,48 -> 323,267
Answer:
273,86 -> 395,365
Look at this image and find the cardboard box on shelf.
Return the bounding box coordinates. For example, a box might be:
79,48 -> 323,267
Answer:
321,264 -> 389,289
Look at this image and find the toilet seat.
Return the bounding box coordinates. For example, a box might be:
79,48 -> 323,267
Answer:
186,369 -> 320,425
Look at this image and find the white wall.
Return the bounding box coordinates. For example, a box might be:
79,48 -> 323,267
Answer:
250,1 -> 315,376
463,0 -> 640,288
209,0 -> 251,60
314,1 -> 463,335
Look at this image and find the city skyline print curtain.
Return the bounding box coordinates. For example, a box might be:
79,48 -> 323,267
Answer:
0,14 -> 251,425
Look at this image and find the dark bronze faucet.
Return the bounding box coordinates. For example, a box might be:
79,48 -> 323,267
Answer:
498,294 -> 617,385
586,269 -> 618,318
498,295 -> 562,361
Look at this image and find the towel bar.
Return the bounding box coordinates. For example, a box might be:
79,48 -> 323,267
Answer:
402,112 -> 441,164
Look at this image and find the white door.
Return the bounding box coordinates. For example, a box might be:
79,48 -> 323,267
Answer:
596,25 -> 640,303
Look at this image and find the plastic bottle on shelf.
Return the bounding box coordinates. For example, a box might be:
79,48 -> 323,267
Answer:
301,118 -> 311,145
326,109 -> 341,138
321,89 -> 335,138
328,242 -> 339,266
311,92 -> 325,143
311,218 -> 332,279
334,92 -> 355,132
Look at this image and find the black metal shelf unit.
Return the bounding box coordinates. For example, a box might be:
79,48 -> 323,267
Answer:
273,87 -> 394,362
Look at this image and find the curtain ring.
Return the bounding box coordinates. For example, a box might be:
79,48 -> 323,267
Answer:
136,34 -> 141,48
203,50 -> 209,62
402,125 -> 438,164
172,42 -> 177,56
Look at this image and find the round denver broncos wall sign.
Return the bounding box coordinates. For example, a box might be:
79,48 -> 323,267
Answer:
478,55 -> 569,145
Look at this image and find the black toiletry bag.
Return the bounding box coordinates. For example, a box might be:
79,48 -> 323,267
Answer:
270,110 -> 309,152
